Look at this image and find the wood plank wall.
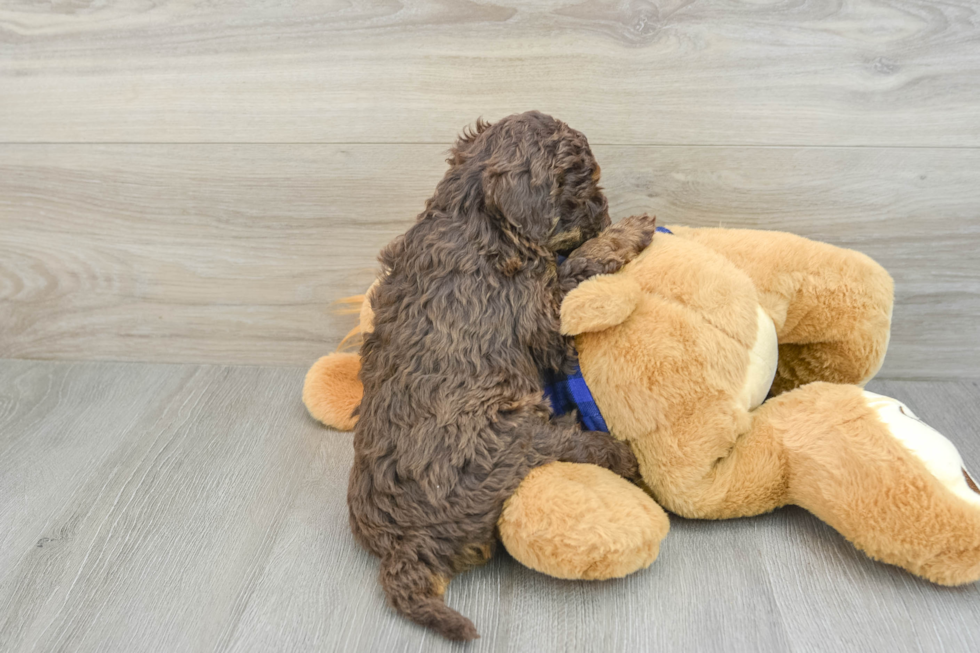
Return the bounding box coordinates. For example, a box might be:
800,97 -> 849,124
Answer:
1,1 -> 978,378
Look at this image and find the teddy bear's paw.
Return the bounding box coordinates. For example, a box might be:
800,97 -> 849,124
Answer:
913,540 -> 980,586
863,391 -> 980,510
860,391 -> 980,585
302,353 -> 363,431
498,462 -> 669,580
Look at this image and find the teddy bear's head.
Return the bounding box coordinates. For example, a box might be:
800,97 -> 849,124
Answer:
559,234 -> 778,508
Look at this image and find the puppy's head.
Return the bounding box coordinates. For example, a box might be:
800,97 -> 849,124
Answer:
450,111 -> 609,257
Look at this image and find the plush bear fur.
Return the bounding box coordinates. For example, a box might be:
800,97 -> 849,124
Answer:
305,226 -> 980,588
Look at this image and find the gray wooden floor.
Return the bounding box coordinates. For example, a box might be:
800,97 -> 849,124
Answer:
1,358 -> 978,653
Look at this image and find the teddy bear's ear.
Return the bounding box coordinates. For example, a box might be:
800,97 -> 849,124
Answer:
560,274 -> 642,336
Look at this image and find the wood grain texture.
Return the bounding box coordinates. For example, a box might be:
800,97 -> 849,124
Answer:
2,144 -> 977,378
0,360 -> 978,653
2,0 -> 979,145
0,360 -> 319,652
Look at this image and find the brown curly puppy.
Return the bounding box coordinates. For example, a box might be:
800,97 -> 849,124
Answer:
349,111 -> 656,640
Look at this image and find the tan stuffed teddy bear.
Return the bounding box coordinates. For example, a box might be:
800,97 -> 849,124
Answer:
305,226 -> 980,587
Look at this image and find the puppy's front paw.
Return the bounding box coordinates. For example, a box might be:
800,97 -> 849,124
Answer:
559,215 -> 657,292
604,213 -> 657,265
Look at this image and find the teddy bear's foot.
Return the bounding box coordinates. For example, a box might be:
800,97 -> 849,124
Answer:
498,462 -> 669,580
857,391 -> 980,585
302,352 -> 363,431
779,384 -> 980,586
863,392 -> 980,510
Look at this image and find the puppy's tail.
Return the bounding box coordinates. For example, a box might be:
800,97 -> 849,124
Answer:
380,546 -> 478,641
335,294 -> 366,351
336,279 -> 381,351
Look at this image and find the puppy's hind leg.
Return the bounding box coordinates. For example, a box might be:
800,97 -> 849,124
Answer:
379,543 -> 478,641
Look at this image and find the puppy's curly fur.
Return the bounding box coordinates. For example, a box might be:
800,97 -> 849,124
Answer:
349,111 -> 656,640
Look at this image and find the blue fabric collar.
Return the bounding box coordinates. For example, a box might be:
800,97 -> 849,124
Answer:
545,226 -> 671,431
542,364 -> 610,432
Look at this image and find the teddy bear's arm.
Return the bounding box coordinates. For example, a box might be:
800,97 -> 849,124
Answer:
669,226 -> 894,393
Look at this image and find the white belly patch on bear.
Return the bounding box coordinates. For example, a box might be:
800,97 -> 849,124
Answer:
739,305 -> 779,411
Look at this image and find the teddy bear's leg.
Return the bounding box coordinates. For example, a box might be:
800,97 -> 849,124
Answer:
644,381 -> 980,584
302,352 -> 363,431
637,397 -> 793,521
764,383 -> 980,585
498,462 -> 670,580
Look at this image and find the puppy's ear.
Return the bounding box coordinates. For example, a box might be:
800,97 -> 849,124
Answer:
552,126 -> 591,194
482,138 -> 557,248
549,127 -> 605,240
483,171 -> 554,243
